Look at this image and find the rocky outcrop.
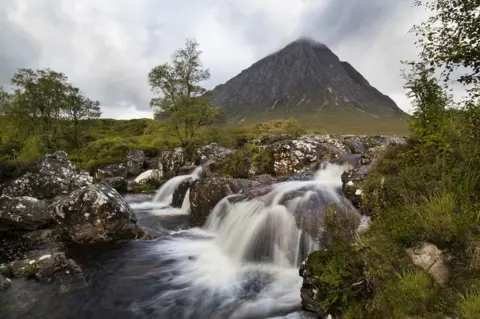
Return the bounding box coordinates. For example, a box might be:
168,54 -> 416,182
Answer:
269,135 -> 349,175
0,196 -> 52,230
2,151 -> 92,199
189,178 -> 260,226
95,163 -> 128,180
49,184 -> 144,244
158,148 -> 185,179
192,143 -> 234,165
406,242 -> 451,287
126,150 -> 146,176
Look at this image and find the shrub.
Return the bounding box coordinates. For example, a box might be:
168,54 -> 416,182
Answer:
222,144 -> 274,178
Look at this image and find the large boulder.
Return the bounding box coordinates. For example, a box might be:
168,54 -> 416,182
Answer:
406,242 -> 451,287
0,196 -> 52,231
268,135 -> 350,175
134,169 -> 163,185
189,177 -> 260,226
95,163 -> 128,180
158,148 -> 185,179
171,180 -> 193,208
2,151 -> 92,199
126,150 -> 146,176
192,143 -> 234,165
49,184 -> 144,244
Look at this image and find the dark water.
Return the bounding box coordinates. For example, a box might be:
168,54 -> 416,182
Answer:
0,197 -> 314,319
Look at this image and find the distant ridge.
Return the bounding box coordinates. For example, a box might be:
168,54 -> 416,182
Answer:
207,37 -> 406,122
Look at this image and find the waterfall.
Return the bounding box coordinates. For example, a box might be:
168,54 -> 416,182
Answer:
152,166 -> 203,203
204,162 -> 358,268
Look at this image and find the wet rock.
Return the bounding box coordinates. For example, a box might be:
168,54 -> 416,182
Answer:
190,177 -> 260,226
299,254 -> 327,317
95,163 -> 128,180
341,165 -> 372,209
192,143 -> 234,165
250,174 -> 276,185
406,242 -> 451,287
0,196 -> 52,231
126,150 -> 146,176
269,135 -> 349,175
5,252 -> 83,282
172,180 -> 193,208
49,184 -> 143,244
104,177 -> 128,193
2,151 -> 92,199
0,273 -> 10,290
144,157 -> 159,170
158,148 -> 185,179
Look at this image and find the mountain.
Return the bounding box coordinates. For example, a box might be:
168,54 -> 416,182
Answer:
208,38 -> 406,123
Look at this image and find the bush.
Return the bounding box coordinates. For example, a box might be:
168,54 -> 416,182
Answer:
222,144 -> 274,178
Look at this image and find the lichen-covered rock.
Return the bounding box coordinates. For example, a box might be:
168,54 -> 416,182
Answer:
189,177 -> 260,226
341,165 -> 371,209
0,196 -> 52,230
0,273 -> 10,290
269,135 -> 350,175
49,184 -> 143,244
95,163 -> 128,180
192,143 -> 235,165
171,180 -> 192,208
2,151 -> 92,199
103,177 -> 128,193
126,150 -> 146,176
158,148 -> 185,179
406,242 -> 451,287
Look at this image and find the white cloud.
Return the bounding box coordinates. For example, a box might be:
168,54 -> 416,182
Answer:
0,0 -> 445,118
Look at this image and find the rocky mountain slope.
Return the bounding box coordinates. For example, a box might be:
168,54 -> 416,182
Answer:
208,37 -> 406,122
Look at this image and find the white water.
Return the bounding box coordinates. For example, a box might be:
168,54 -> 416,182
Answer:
129,166 -> 202,215
131,162 -> 362,318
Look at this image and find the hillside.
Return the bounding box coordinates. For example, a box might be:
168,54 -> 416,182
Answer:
208,37 -> 407,124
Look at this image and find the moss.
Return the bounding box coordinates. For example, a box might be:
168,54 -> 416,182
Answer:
222,144 -> 274,178
0,264 -> 13,278
23,263 -> 37,279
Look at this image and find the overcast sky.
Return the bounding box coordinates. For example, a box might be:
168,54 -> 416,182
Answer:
1,0 -> 433,119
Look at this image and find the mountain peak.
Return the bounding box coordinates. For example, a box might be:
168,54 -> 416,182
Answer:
208,38 -> 405,122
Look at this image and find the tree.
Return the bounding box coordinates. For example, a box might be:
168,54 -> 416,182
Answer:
63,86 -> 101,148
0,86 -> 12,114
148,38 -> 222,147
412,0 -> 480,93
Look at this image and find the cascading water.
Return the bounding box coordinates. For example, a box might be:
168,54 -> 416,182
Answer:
131,162 -> 363,318
1,162 -> 363,319
129,166 -> 202,214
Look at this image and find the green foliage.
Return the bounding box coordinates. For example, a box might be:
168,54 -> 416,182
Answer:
222,144 -> 274,178
251,118 -> 306,137
413,0 -> 480,90
458,289 -> 480,319
148,38 -> 223,147
0,264 -> 13,278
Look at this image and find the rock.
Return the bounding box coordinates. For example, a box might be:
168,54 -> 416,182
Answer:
250,174 -> 276,185
269,135 -> 349,175
0,273 -> 10,290
341,165 -> 372,209
0,196 -> 52,230
190,177 -> 260,226
144,157 -> 159,170
2,151 -> 92,199
95,163 -> 128,180
192,143 -> 235,165
406,242 -> 451,287
299,253 -> 328,317
158,148 -> 185,179
134,169 -> 163,185
49,184 -> 143,244
171,180 -> 193,208
5,252 -> 83,282
126,150 -> 146,176
103,177 -> 128,193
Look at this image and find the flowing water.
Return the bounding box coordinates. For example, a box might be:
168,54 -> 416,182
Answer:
0,163 -> 361,319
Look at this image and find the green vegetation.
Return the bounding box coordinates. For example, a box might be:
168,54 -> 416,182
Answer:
222,143 -> 274,178
303,1 -> 480,317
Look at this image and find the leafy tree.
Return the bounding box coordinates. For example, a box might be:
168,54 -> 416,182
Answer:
63,86 -> 101,148
0,86 -> 12,114
412,0 -> 480,92
148,38 -> 223,147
